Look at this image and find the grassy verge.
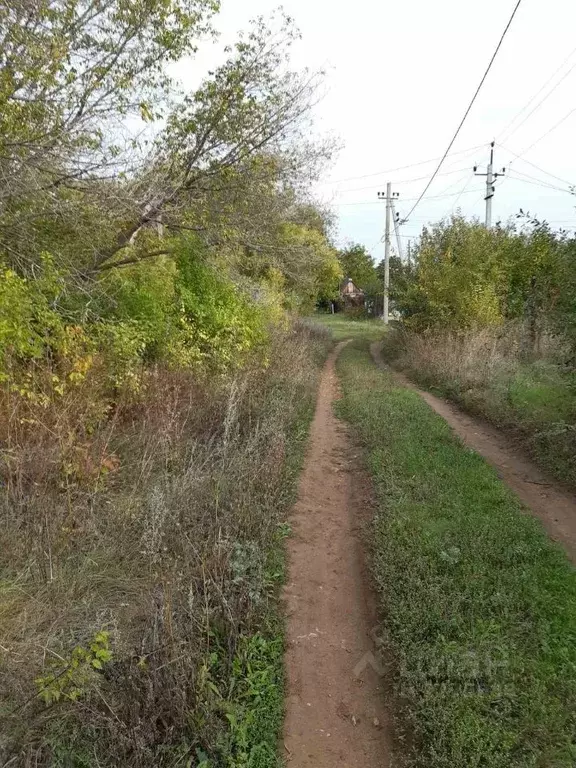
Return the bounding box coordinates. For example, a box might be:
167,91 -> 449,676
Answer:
307,313 -> 386,342
336,341 -> 576,768
383,329 -> 576,487
0,321 -> 328,767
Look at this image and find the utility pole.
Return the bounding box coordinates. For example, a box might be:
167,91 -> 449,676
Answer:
474,141 -> 505,228
377,184 -> 399,323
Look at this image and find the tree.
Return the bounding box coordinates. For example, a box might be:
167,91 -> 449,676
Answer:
377,254 -> 418,317
338,243 -> 378,290
0,0 -> 218,197
399,216 -> 504,330
276,223 -> 342,311
91,13 -> 330,273
0,8 -> 333,286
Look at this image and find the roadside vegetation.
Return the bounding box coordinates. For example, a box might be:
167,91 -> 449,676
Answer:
336,338 -> 576,768
383,327 -> 576,485
0,1 -> 336,764
1,316 -> 330,766
386,215 -> 576,487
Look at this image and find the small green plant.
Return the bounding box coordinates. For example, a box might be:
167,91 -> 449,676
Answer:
276,521 -> 292,538
35,631 -> 112,705
220,633 -> 284,768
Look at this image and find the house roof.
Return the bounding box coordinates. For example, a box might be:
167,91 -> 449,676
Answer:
340,277 -> 364,296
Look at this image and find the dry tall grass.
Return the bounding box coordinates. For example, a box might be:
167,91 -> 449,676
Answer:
0,320 -> 330,766
384,324 -> 576,485
389,325 -> 568,389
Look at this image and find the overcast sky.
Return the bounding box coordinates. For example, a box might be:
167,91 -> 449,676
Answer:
180,0 -> 576,261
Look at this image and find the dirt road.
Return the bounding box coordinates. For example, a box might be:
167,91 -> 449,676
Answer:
370,341 -> 576,564
283,342 -> 392,768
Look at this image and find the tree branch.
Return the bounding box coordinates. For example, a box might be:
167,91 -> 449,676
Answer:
94,249 -> 173,272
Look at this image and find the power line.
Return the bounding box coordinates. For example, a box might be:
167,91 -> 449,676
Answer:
505,171 -> 575,194
318,144 -> 484,186
404,0 -> 524,222
500,63 -> 576,144
438,170 -> 476,197
469,188 -> 493,210
507,167 -> 571,190
335,187 -> 485,206
335,166 -> 472,194
498,45 -> 576,143
518,105 -> 576,158
414,169 -> 476,221
497,142 -> 574,186
446,173 -> 476,217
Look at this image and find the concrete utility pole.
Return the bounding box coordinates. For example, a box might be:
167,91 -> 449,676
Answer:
474,142 -> 505,228
377,184 -> 400,323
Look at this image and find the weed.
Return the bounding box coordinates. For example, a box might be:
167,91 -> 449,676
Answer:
35,631 -> 112,705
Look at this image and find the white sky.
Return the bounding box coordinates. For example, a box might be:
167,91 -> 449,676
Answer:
178,0 -> 576,261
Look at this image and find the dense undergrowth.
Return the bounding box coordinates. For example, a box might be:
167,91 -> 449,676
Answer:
0,319 -> 330,766
336,340 -> 576,768
383,327 -> 576,487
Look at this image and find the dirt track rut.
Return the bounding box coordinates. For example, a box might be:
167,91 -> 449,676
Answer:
283,341 -> 391,768
370,340 -> 576,564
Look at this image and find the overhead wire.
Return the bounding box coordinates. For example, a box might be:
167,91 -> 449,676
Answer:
335,166 -> 473,195
334,186 -> 485,206
437,169 -> 476,197
403,0 -> 524,222
519,106 -> 576,158
497,142 -> 574,186
506,166 -> 571,190
469,187 -> 494,210
318,144 -> 485,186
445,173 -> 477,218
498,45 -> 576,143
332,147 -> 485,225
505,171 -> 575,194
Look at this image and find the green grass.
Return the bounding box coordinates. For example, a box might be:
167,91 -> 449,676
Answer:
384,332 -> 576,487
308,313 -> 386,341
506,365 -> 576,423
494,365 -> 576,484
336,342 -> 576,768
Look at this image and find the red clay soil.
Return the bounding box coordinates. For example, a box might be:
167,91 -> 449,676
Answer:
370,341 -> 576,565
283,342 -> 392,768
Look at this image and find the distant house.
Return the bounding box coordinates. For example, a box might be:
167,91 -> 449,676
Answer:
339,277 -> 365,308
